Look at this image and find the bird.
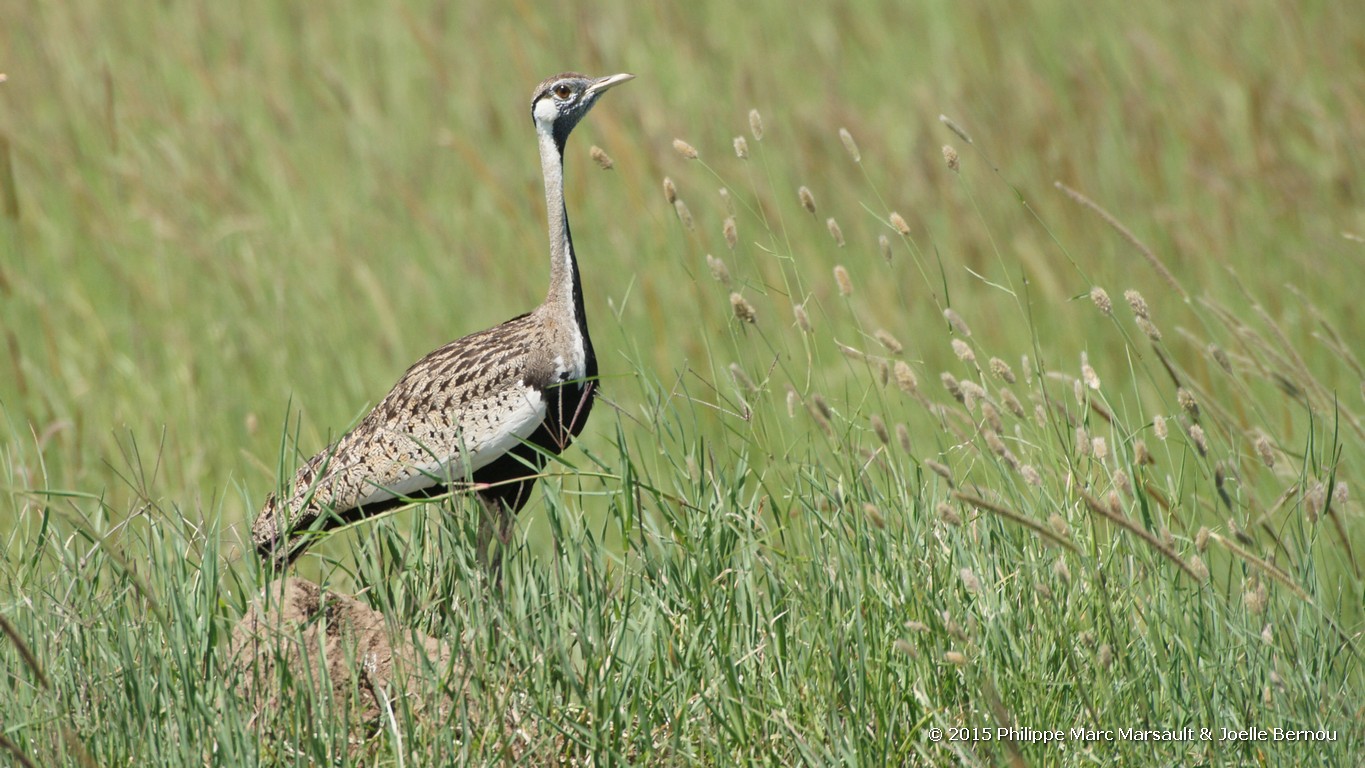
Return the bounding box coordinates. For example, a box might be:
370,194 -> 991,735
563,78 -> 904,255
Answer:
251,71 -> 633,571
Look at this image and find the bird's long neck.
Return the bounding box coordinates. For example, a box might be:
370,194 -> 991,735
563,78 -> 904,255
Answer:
539,129 -> 585,327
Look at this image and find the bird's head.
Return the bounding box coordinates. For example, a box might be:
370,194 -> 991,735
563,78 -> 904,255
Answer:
531,72 -> 633,149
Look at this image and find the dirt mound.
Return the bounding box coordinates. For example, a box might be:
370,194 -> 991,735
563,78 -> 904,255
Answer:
228,578 -> 455,730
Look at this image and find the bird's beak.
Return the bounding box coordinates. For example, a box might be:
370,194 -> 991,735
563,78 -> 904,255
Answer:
587,73 -> 635,96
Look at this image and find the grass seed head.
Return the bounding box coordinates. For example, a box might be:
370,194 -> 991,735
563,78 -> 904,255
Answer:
1333,481 -> 1348,507
1124,289 -> 1150,319
706,254 -> 731,285
982,402 -> 1002,432
1153,415 -> 1168,440
798,185 -> 817,214
894,639 -> 917,658
1196,526 -> 1210,552
1189,554 -> 1209,582
937,501 -> 961,526
1098,644 -> 1113,670
672,138 -> 699,160
839,127 -> 860,162
589,145 -> 614,170
870,415 -> 890,444
942,144 -> 959,172
718,187 -> 732,211
730,292 -> 757,323
1242,581 -> 1268,615
793,303 -> 811,332
1075,427 -> 1091,456
729,363 -> 757,393
826,217 -> 845,247
961,380 -> 987,411
674,199 -> 694,230
1187,424 -> 1208,456
943,308 -> 971,337
944,651 -> 968,666
896,423 -> 912,453
723,216 -> 738,249
889,212 -> 911,236
1261,624 -> 1274,645
1137,317 -> 1163,341
1001,389 -> 1024,418
662,176 -> 678,204
1022,465 -> 1042,486
873,329 -> 903,354
1049,513 -> 1069,538
733,136 -> 749,159
1305,482 -> 1324,524
748,109 -> 764,141
786,387 -> 798,418
1177,388 -> 1199,420
833,265 -> 853,296
863,503 -> 886,529
1090,286 -> 1112,315
939,114 -> 973,144
989,357 -> 1016,383
1081,353 -> 1100,390
951,338 -> 976,364
1092,436 -> 1108,461
894,361 -> 919,394
879,234 -> 892,262
1115,469 -> 1132,497
940,372 -> 964,403
1073,379 -> 1085,406
1209,344 -> 1233,373
926,460 -> 954,485
1135,439 -> 1154,466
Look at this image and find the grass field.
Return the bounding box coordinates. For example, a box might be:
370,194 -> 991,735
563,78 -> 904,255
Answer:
2,0 -> 1363,764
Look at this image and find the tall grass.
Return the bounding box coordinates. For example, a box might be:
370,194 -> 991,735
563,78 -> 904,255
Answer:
3,0 -> 1363,764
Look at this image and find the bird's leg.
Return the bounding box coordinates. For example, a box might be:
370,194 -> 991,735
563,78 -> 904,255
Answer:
473,489 -> 517,577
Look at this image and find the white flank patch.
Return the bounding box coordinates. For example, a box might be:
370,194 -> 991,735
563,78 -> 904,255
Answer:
353,386 -> 547,507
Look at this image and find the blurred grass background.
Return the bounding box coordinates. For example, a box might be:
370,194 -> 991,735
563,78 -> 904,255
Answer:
2,0 -> 1359,527
2,0 -> 1363,763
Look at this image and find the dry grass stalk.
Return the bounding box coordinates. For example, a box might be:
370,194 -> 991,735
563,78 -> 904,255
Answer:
1078,490 -> 1201,582
589,146 -> 614,170
953,490 -> 1078,552
1056,181 -> 1187,299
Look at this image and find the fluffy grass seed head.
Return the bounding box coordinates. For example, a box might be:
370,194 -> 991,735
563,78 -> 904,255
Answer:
951,338 -> 976,364
798,185 -> 817,214
870,414 -> 890,444
706,254 -> 731,285
1001,389 -> 1024,418
672,138 -> 698,160
674,199 -> 694,230
1135,439 -> 1154,466
1153,415 -> 1168,440
939,114 -> 973,144
839,127 -> 860,162
833,265 -> 853,296
1090,286 -> 1112,315
723,216 -> 738,249
878,234 -> 892,263
1081,352 -> 1100,390
1177,388 -> 1199,420
889,212 -> 911,236
590,145 -> 614,170
1188,424 -> 1208,456
730,293 -> 757,323
1022,465 -> 1042,486
719,187 -> 732,212
733,136 -> 749,159
793,303 -> 812,332
894,361 -> 919,395
1189,554 -> 1209,581
748,109 -> 764,141
863,503 -> 886,529
989,357 -> 1016,383
1052,558 -> 1071,584
1092,436 -> 1108,461
1125,289 -> 1150,319
942,144 -> 959,172
944,308 -> 971,337
663,176 -> 678,204
826,217 -> 845,247
1137,317 -> 1163,341
941,372 -> 964,403
925,460 -> 954,486
896,423 -> 912,453
1209,344 -> 1233,373
874,328 -> 903,354
959,568 -> 982,595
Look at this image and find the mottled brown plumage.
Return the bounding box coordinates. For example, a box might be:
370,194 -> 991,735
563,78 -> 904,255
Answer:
252,72 -> 632,569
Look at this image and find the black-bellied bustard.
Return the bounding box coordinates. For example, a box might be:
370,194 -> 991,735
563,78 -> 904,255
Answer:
252,72 -> 632,570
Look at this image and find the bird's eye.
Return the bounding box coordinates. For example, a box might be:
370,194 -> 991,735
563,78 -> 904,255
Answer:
553,83 -> 573,100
